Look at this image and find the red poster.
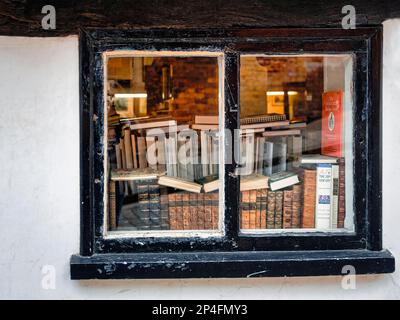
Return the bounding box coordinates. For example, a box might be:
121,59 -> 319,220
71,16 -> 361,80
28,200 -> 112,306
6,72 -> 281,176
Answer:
321,91 -> 343,158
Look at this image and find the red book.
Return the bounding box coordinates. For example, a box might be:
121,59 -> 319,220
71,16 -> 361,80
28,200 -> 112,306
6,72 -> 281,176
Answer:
321,91 -> 343,158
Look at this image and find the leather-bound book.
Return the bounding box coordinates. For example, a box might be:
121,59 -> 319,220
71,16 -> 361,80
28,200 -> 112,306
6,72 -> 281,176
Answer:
148,181 -> 161,229
267,191 -> 276,229
160,187 -> 170,230
137,180 -> 150,230
175,192 -> 184,230
211,191 -> 219,229
283,188 -> 293,228
168,192 -> 177,230
302,169 -> 316,228
197,193 -> 205,229
204,192 -> 213,229
182,192 -> 190,230
260,189 -> 267,229
189,192 -> 198,230
292,184 -> 302,228
249,190 -> 257,229
241,191 -> 250,229
274,190 -> 283,229
255,189 -> 262,229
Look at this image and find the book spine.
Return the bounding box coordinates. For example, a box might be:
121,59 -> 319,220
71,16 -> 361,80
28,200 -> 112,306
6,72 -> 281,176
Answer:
249,190 -> 257,229
148,181 -> 161,230
241,191 -> 250,229
283,189 -> 293,228
182,192 -> 190,230
204,192 -> 213,229
331,164 -> 339,229
291,184 -> 302,228
189,192 -> 198,230
315,164 -> 333,229
197,193 -> 205,230
274,190 -> 283,229
338,158 -> 346,228
168,192 -> 177,230
160,187 -> 170,230
109,180 -> 117,230
175,192 -> 184,230
302,169 -> 316,228
211,191 -> 219,230
255,189 -> 262,229
267,191 -> 276,229
137,181 -> 150,230
260,189 -> 267,229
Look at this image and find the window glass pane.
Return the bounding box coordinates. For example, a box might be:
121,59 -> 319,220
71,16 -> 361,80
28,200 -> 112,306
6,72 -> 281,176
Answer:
105,53 -> 224,236
239,55 -> 354,232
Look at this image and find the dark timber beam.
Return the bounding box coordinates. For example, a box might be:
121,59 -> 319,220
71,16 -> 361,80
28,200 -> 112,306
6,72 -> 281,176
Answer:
0,0 -> 400,37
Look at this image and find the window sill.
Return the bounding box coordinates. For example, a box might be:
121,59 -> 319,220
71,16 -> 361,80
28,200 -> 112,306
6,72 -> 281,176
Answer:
70,249 -> 394,279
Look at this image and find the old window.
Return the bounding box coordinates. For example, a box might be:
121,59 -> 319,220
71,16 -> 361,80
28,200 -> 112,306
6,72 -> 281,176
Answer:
71,27 -> 394,279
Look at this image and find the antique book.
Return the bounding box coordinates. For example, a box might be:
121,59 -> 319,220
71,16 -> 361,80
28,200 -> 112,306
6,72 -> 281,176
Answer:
338,158 -> 346,228
315,164 -> 333,229
168,192 -> 177,230
255,189 -> 262,229
331,164 -> 339,229
130,134 -> 138,169
182,192 -> 191,230
240,173 -> 269,191
292,184 -> 302,228
268,171 -> 299,191
136,181 -> 150,230
262,129 -> 301,137
130,119 -> 177,130
274,190 -> 283,229
197,193 -> 205,229
241,191 -> 250,229
109,180 -> 117,230
321,91 -> 343,158
240,113 -> 287,125
249,190 -> 257,229
283,188 -> 293,228
260,189 -> 268,229
148,182 -> 161,229
241,120 -> 289,130
160,187 -> 169,230
211,191 -> 219,229
300,154 -> 338,164
123,128 -> 134,170
189,192 -> 198,230
175,192 -> 184,230
302,168 -> 317,228
195,174 -> 219,193
158,176 -> 202,193
204,192 -> 213,229
137,136 -> 148,169
266,191 -> 276,229
110,168 -> 166,181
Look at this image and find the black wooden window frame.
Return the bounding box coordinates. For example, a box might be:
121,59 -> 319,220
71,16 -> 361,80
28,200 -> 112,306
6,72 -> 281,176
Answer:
71,26 -> 395,279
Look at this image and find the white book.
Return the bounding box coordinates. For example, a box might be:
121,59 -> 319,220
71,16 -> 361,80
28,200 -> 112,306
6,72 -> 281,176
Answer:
301,154 -> 338,164
315,164 -> 333,229
241,120 -> 289,130
200,130 -> 209,177
331,164 -> 339,229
